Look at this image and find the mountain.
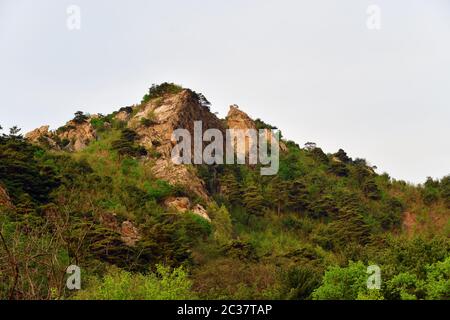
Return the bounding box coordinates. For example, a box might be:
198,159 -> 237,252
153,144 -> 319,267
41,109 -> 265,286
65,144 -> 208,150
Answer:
0,83 -> 449,300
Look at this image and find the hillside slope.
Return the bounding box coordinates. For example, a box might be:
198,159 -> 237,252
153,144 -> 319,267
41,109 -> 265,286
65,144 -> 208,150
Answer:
0,83 -> 449,300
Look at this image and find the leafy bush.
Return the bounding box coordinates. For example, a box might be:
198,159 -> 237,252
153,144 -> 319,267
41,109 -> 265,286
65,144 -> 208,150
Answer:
141,83 -> 183,104
312,261 -> 369,300
73,265 -> 194,300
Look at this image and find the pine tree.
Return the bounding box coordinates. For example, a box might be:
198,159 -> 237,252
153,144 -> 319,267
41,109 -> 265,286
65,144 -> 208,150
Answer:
267,176 -> 288,215
220,172 -> 242,205
362,179 -> 382,200
287,178 -> 309,213
440,176 -> 450,209
330,206 -> 371,245
243,181 -> 264,222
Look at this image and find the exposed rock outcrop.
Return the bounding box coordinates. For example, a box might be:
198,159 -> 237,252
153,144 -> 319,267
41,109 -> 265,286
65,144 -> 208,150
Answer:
25,117 -> 97,152
164,197 -> 191,213
192,204 -> 211,222
57,120 -> 97,152
25,125 -> 60,149
25,119 -> 97,152
120,221 -> 141,246
153,159 -> 210,201
98,212 -> 141,246
226,105 -> 287,155
164,196 -> 211,221
129,90 -> 224,201
130,89 -> 225,156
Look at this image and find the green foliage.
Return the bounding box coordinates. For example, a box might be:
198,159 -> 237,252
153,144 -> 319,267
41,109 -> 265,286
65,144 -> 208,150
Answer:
242,180 -> 264,220
425,256 -> 450,299
111,128 -> 147,157
210,204 -> 233,244
254,118 -> 277,130
386,272 -> 424,300
141,83 -> 183,104
0,133 -> 60,207
73,111 -> 88,124
220,172 -> 242,205
329,161 -> 349,177
140,111 -> 157,127
73,265 -> 194,300
143,180 -> 173,201
1,100 -> 449,301
90,116 -> 107,131
334,149 -> 352,163
312,261 -> 369,300
362,179 -> 382,200
278,265 -> 322,300
287,179 -> 309,213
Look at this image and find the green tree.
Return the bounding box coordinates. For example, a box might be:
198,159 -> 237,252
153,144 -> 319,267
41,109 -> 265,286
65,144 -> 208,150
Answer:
330,206 -> 371,246
362,179 -> 382,200
73,111 -> 88,124
111,128 -> 147,157
243,180 -> 264,221
425,256 -> 450,300
287,179 -> 309,213
312,261 -> 371,300
220,172 -> 242,205
267,176 -> 289,215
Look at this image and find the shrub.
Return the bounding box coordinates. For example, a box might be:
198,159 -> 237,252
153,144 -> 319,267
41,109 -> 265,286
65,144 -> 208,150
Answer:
111,129 -> 147,157
278,265 -> 322,300
73,265 -> 194,300
141,83 -> 183,104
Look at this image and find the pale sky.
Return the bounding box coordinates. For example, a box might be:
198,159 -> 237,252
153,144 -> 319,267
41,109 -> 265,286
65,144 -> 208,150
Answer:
1,0 -> 449,183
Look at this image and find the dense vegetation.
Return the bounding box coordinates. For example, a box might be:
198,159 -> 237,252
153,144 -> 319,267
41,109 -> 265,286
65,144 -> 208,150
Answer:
0,86 -> 449,300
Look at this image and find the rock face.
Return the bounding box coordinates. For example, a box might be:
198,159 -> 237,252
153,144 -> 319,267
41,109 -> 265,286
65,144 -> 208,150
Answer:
227,105 -> 257,131
191,204 -> 211,222
0,185 -> 14,210
226,105 -> 258,158
120,221 -> 141,246
226,105 -> 287,155
164,196 -> 211,221
57,120 -> 97,151
164,197 -> 191,212
25,119 -> 97,152
25,126 -> 60,149
129,90 -> 225,201
98,212 -> 141,246
130,89 -> 225,156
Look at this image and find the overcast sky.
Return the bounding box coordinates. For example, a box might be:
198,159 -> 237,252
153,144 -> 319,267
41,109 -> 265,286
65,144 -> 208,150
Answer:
1,0 -> 449,183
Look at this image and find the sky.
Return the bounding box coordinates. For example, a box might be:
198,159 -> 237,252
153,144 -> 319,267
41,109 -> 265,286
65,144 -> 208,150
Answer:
0,0 -> 449,184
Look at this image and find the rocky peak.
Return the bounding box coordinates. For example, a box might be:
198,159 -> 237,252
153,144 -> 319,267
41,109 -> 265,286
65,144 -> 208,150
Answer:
128,90 -> 225,202
130,89 -> 225,157
226,105 -> 257,131
57,119 -> 97,151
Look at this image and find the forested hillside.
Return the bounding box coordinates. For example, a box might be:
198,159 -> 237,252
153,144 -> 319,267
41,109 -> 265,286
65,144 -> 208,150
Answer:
1,84 -> 449,300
